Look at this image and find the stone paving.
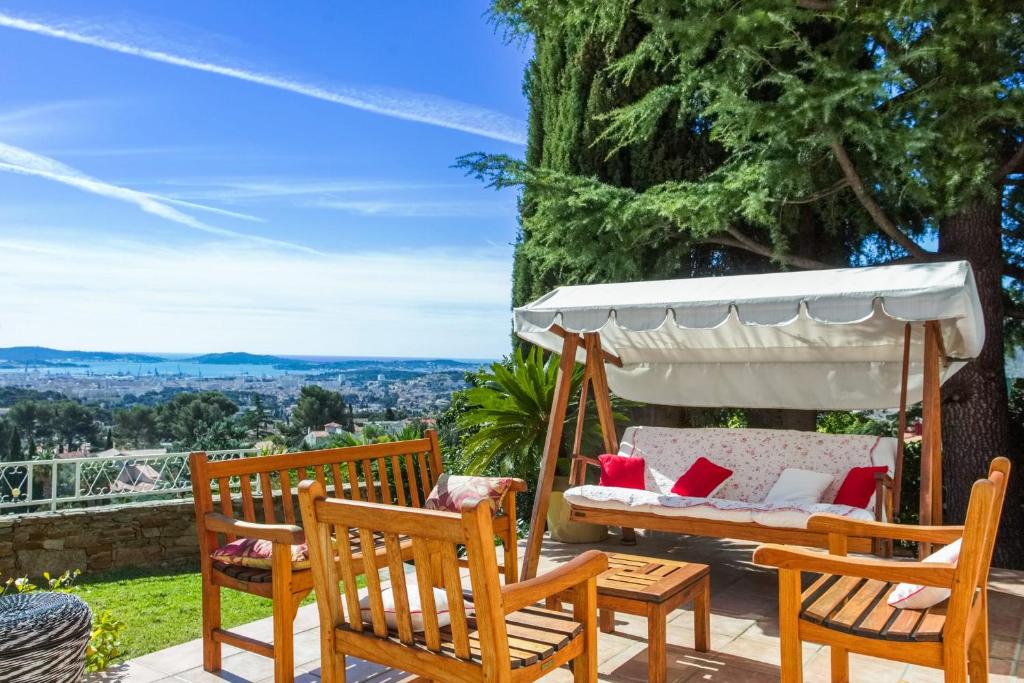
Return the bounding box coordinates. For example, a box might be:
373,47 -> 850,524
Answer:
91,531 -> 1024,682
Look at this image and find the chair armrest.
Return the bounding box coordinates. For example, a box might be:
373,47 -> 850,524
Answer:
501,550 -> 608,614
507,478 -> 528,493
574,455 -> 601,469
203,512 -> 305,545
807,514 -> 963,545
753,544 -> 955,588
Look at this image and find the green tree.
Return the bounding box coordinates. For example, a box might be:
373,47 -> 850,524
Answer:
242,394 -> 273,440
51,401 -> 98,451
457,347 -> 612,481
291,386 -> 347,432
113,406 -> 159,449
157,392 -> 239,450
6,426 -> 21,462
478,0 -> 1024,566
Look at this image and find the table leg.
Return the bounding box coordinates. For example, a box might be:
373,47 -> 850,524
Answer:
693,578 -> 710,653
646,603 -> 667,683
599,608 -> 615,634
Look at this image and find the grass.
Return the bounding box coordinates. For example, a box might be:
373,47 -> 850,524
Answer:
74,565 -> 314,661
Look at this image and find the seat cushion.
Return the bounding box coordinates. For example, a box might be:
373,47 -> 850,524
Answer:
563,485 -> 874,529
359,573 -> 451,631
424,474 -> 513,513
211,536 -> 311,570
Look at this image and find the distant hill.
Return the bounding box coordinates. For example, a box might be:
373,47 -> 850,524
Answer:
186,352 -> 308,366
0,346 -> 163,364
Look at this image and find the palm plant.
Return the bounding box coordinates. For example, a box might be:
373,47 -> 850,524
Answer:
457,347 -> 610,480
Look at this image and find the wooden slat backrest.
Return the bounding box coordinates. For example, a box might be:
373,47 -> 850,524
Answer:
297,480 -> 509,678
190,433 -> 442,537
945,457 -> 1010,636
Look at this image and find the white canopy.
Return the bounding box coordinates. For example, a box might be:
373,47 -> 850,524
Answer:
514,260 -> 984,410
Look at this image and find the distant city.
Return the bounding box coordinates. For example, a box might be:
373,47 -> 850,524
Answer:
0,346 -> 488,416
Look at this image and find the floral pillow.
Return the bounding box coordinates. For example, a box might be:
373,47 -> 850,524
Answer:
211,536 -> 310,570
423,474 -> 512,514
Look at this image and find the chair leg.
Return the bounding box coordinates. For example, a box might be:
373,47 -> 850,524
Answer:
943,645 -> 969,683
201,579 -> 222,672
968,619 -> 989,682
572,578 -> 599,683
778,569 -> 803,683
830,647 -> 849,683
272,551 -> 295,683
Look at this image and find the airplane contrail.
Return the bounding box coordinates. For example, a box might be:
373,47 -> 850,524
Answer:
0,141 -> 319,254
0,12 -> 528,145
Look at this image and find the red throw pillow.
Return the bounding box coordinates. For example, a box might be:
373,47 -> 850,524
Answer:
671,457 -> 733,497
833,465 -> 889,508
597,454 -> 646,490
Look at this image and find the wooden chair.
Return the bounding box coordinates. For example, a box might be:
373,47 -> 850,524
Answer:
189,431 -> 523,683
754,457 -> 1010,683
298,479 -> 608,683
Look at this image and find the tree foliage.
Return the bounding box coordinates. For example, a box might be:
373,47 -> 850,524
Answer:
291,385 -> 348,432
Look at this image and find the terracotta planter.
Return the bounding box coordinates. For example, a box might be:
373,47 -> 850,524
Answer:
546,476 -> 607,543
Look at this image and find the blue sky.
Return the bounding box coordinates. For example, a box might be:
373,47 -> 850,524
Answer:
0,2 -> 528,358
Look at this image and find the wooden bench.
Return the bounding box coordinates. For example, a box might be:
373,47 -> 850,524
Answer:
298,479 -> 607,683
189,430 -> 524,683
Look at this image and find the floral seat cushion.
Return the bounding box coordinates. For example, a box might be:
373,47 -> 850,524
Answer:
423,474 -> 513,514
211,536 -> 311,570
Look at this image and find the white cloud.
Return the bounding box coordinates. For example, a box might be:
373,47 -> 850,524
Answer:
0,11 -> 527,145
0,236 -> 513,359
0,141 -> 309,249
313,198 -> 513,218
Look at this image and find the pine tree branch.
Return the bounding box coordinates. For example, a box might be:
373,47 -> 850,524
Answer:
702,229 -> 834,270
830,140 -> 932,261
785,179 -> 850,205
993,141 -> 1024,184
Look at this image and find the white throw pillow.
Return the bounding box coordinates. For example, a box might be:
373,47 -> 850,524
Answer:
764,468 -> 834,504
359,573 -> 451,631
887,538 -> 962,609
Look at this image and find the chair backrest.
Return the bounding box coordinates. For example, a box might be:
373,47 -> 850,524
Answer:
298,479 -> 510,681
947,457 -> 1011,628
190,432 -> 442,550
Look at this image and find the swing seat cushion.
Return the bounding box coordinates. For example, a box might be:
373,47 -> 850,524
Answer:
565,426 -> 895,530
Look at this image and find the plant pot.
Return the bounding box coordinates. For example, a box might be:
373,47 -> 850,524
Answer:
546,476 -> 607,543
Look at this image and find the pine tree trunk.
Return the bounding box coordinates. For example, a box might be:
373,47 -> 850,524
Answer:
939,201 -> 1021,568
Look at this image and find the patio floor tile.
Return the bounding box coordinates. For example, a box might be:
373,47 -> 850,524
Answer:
99,530 -> 1024,682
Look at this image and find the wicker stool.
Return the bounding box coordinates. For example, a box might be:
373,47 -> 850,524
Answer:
0,592 -> 93,683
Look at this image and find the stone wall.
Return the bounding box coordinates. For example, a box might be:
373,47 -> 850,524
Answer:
0,498 -> 200,578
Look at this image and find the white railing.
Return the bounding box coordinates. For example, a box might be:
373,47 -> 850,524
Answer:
0,449 -> 257,513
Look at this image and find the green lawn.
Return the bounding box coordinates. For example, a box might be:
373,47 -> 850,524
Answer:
74,566 -> 314,661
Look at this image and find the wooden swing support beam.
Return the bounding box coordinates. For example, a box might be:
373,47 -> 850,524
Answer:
521,323 -> 945,579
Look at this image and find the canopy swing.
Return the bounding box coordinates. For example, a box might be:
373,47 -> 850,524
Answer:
515,261 -> 985,580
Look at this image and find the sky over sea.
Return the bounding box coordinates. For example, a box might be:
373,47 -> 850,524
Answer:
0,2 -> 528,359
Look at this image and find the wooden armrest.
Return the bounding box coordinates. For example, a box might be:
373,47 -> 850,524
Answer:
501,550 -> 608,613
507,478 -> 528,493
807,514 -> 963,544
573,455 -> 601,468
204,512 -> 305,545
753,544 -> 955,588
874,472 -> 894,487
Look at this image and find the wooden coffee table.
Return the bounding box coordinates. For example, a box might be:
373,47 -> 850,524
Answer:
547,553 -> 710,683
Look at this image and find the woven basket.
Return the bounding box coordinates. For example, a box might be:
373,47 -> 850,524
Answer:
0,592 -> 93,683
